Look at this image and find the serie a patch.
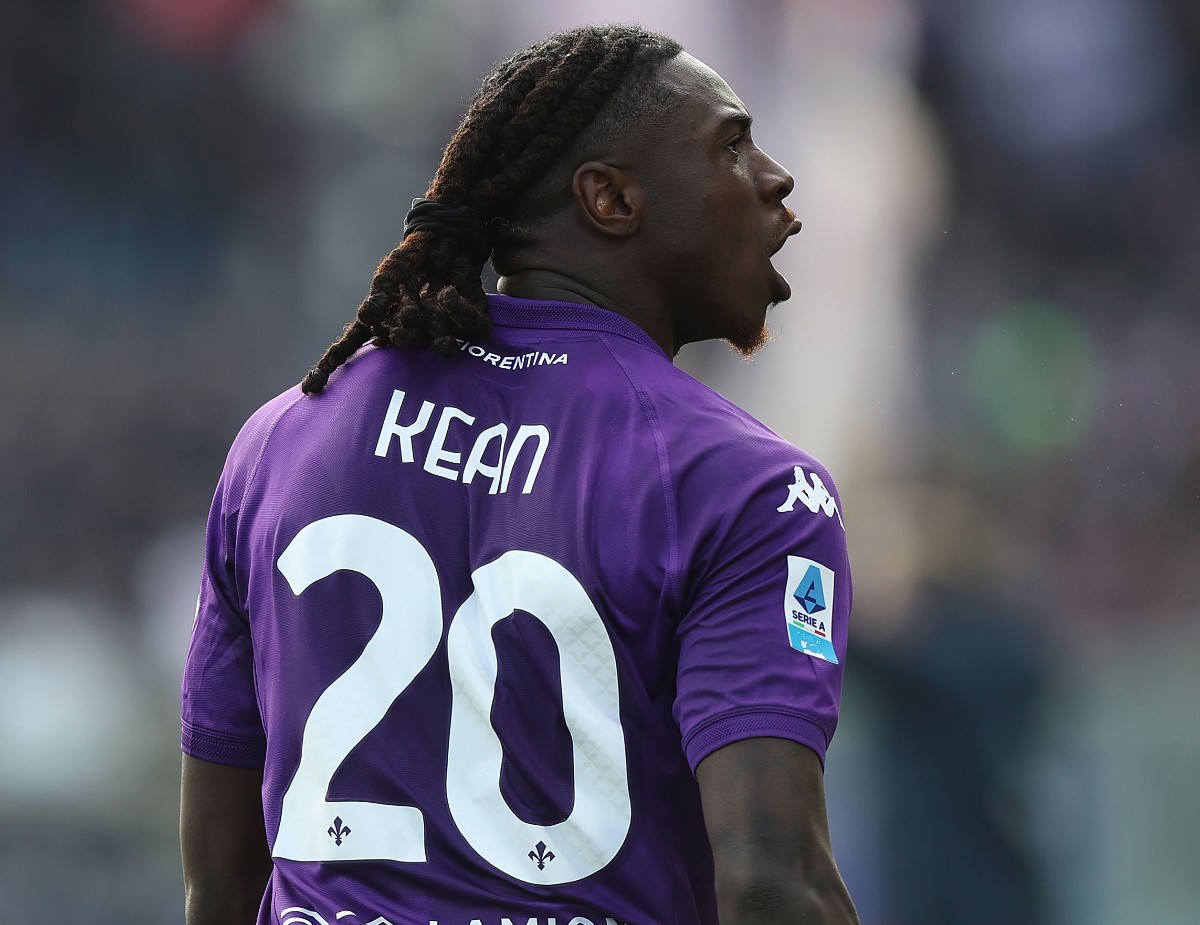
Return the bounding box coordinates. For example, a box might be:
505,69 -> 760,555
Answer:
783,555 -> 838,664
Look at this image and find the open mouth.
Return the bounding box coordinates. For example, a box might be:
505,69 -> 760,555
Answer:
768,217 -> 803,302
770,264 -> 792,303
770,216 -> 803,257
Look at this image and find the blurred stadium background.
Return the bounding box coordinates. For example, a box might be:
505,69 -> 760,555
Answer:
2,0 -> 1198,921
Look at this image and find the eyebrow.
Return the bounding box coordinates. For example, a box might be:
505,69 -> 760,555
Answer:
717,110 -> 753,131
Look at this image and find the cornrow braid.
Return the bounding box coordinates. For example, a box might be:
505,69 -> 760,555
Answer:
301,24 -> 682,393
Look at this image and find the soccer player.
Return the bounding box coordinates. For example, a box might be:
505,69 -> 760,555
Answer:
180,24 -> 858,925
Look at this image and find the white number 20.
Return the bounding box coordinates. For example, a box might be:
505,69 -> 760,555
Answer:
272,514 -> 631,886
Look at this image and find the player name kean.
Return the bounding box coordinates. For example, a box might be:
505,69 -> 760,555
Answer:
374,389 -> 550,495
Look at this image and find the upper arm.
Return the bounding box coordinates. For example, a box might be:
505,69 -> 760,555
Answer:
178,397 -> 292,922
673,450 -> 856,920
180,754 -> 272,925
696,737 -> 858,925
674,456 -> 851,772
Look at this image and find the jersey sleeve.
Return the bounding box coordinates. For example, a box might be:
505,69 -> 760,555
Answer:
673,454 -> 851,773
180,490 -> 265,767
179,390 -> 300,767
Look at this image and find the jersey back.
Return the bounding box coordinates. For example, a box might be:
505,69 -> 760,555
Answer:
181,295 -> 851,925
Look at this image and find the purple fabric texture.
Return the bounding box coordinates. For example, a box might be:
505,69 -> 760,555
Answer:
181,294 -> 851,925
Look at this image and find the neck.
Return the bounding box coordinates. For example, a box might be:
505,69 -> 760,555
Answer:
497,269 -> 675,356
497,270 -> 614,311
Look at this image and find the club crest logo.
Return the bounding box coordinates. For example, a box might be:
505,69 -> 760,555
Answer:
777,466 -> 844,528
783,556 -> 838,663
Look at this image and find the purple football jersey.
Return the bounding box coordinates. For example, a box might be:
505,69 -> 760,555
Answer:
181,294 -> 851,925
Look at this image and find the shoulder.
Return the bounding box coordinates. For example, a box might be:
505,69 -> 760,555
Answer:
606,356 -> 847,561
216,383 -> 306,511
641,361 -> 839,502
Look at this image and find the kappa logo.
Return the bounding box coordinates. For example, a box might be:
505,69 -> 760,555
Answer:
783,556 -> 838,664
777,466 -> 844,528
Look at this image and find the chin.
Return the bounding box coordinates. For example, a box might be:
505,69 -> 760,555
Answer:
726,319 -> 771,358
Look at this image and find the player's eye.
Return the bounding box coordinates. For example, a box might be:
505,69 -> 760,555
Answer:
724,133 -> 744,159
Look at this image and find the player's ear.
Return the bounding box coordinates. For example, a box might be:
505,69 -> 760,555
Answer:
573,161 -> 643,238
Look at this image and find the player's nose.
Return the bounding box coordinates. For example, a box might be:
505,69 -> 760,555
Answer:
756,150 -> 795,203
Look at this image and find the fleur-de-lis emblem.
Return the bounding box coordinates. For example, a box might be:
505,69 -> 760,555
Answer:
528,840 -> 555,870
327,816 -> 351,846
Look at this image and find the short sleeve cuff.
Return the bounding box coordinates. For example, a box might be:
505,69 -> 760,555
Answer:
682,709 -> 831,773
181,719 -> 266,769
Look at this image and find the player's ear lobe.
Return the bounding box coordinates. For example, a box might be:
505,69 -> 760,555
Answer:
573,162 -> 642,237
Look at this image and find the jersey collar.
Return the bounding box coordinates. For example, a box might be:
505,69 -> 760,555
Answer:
486,293 -> 669,359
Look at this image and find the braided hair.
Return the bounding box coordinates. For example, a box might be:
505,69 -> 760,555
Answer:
301,24 -> 682,393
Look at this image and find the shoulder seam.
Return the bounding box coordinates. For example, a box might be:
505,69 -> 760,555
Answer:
599,340 -> 682,607
236,392 -> 307,514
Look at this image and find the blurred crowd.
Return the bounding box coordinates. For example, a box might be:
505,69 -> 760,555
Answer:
2,1 -> 1197,922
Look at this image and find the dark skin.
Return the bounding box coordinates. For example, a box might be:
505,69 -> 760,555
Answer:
181,52 -> 855,925
698,739 -> 859,924
497,53 -> 802,358
180,756 -> 272,925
